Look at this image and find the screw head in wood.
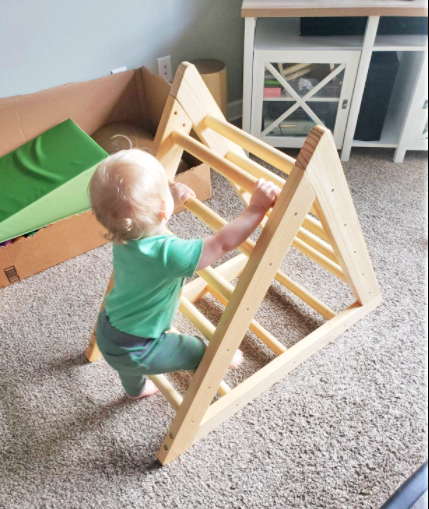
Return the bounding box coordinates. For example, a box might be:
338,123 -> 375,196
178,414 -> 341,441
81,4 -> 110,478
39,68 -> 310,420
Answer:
170,433 -> 174,439
164,445 -> 169,451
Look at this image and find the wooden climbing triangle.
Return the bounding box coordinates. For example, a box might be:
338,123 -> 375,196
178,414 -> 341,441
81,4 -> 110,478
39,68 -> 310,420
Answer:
86,62 -> 382,465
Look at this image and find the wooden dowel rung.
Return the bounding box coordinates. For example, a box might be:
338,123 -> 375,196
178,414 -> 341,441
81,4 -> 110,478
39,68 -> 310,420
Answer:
187,369 -> 232,397
179,296 -> 216,340
204,114 -> 296,175
274,271 -> 336,321
209,287 -> 287,356
292,238 -> 347,283
226,151 -> 286,187
217,381 -> 232,396
150,374 -> 183,411
296,227 -> 338,264
182,254 -> 248,304
226,151 -> 320,219
183,196 -> 255,257
260,215 -> 340,281
302,215 -> 331,244
200,267 -> 287,356
182,195 -> 334,319
198,266 -> 234,299
171,130 -> 257,195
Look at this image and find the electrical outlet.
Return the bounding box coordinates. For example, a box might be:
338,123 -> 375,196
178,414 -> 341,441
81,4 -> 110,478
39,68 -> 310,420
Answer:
158,56 -> 173,83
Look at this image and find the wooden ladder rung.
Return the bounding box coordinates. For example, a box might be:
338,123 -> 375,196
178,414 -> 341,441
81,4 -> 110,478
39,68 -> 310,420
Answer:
203,114 -> 296,175
171,131 -> 332,247
274,272 -> 336,321
292,238 -> 346,283
171,130 -> 258,196
150,374 -> 183,411
170,327 -> 232,397
199,266 -> 287,356
182,196 -> 336,319
226,150 -> 286,187
302,215 -> 331,244
226,151 -> 320,218
260,215 -> 344,282
296,227 -> 339,264
179,296 -> 216,340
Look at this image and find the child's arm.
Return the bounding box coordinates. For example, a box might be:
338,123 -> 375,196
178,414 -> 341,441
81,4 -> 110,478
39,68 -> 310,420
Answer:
197,179 -> 281,271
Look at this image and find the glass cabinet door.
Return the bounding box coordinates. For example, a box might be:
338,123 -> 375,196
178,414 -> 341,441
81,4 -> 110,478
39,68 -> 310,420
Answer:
252,51 -> 361,149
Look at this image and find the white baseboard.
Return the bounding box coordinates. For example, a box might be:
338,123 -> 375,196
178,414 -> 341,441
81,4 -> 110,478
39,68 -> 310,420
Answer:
228,99 -> 243,122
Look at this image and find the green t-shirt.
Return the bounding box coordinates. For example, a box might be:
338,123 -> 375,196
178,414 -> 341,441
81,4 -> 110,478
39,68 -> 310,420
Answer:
105,235 -> 204,338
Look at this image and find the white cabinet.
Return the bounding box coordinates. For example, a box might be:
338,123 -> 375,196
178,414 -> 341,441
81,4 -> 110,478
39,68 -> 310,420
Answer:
251,50 -> 360,149
395,50 -> 428,162
245,17 -> 428,162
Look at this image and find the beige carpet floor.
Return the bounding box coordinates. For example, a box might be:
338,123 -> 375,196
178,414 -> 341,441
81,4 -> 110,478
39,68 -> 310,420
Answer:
0,149 -> 427,509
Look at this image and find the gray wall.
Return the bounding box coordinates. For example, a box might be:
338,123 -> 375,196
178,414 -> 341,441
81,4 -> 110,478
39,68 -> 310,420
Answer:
0,0 -> 244,102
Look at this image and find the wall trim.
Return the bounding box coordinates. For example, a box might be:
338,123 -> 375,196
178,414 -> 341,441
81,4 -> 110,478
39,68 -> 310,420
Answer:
228,99 -> 243,122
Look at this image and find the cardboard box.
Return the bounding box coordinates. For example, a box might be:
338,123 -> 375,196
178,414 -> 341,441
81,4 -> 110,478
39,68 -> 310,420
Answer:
0,68 -> 211,289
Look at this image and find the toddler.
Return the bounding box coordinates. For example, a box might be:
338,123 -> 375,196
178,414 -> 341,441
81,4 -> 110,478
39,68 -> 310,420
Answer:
89,149 -> 280,399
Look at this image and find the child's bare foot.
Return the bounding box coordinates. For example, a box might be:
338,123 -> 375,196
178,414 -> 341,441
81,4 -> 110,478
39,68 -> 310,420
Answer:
229,350 -> 244,369
126,380 -> 160,400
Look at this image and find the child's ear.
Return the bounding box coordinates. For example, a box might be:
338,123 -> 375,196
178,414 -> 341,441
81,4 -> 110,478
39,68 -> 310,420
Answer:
159,200 -> 167,220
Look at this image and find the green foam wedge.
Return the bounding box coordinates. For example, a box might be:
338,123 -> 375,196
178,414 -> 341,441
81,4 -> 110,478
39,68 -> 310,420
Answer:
0,119 -> 108,243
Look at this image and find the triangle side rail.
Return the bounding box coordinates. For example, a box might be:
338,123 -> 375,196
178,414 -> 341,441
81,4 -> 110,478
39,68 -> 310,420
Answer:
298,126 -> 383,305
158,165 -> 318,465
173,305 -> 232,397
225,152 -> 337,254
85,273 -> 115,363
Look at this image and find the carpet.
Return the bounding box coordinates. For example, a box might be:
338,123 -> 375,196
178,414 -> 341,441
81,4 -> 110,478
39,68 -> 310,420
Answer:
0,149 -> 427,509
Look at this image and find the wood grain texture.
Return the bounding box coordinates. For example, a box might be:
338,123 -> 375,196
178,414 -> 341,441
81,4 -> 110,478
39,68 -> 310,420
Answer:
242,0 -> 428,18
171,63 -> 245,158
171,131 -> 258,194
85,274 -> 114,363
182,254 -> 249,304
150,375 -> 183,411
194,295 -> 383,444
225,150 -> 320,217
153,96 -> 192,181
204,114 -> 296,175
183,194 -> 336,320
199,267 -> 288,356
299,126 -> 382,305
158,166 -> 316,465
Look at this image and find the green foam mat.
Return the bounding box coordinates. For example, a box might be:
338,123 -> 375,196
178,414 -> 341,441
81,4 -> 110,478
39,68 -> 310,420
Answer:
0,119 -> 108,243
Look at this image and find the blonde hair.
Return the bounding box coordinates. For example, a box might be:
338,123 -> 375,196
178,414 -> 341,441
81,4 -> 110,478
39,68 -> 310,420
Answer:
89,149 -> 169,244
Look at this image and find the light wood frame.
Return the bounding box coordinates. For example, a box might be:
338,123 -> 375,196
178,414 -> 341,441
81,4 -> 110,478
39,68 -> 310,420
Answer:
86,62 -> 382,465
